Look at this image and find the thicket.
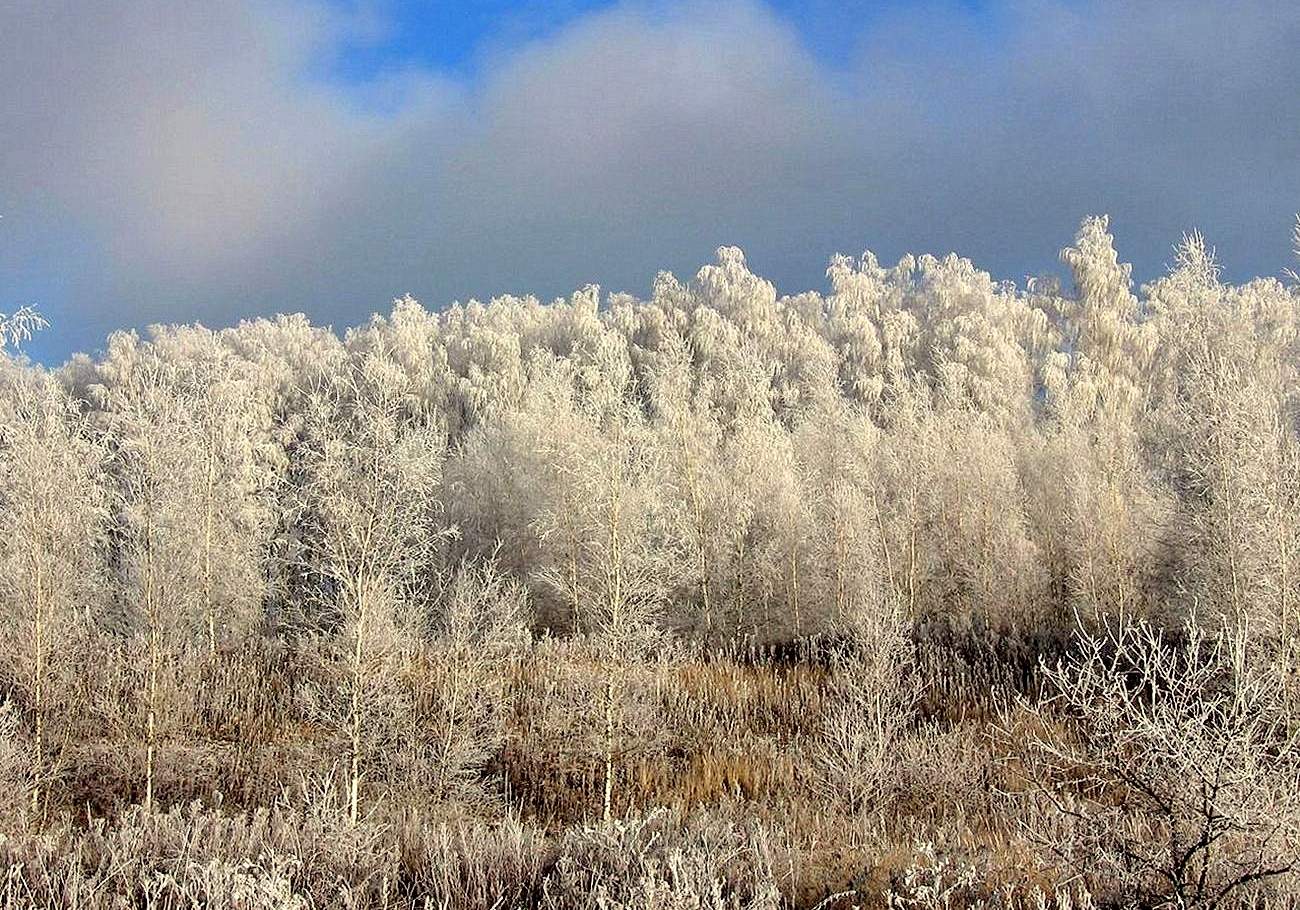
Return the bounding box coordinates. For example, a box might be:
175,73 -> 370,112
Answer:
1,216 -> 1299,908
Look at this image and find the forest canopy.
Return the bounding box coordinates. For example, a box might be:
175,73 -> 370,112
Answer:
5,215 -> 1293,640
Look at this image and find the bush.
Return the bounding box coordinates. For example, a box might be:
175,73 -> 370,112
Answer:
1010,617 -> 1300,908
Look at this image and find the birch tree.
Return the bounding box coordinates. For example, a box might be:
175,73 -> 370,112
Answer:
716,413 -> 785,638
0,373 -> 108,820
794,401 -> 884,635
748,427 -> 812,640
0,307 -> 46,352
1148,235 -> 1300,640
650,333 -> 727,637
875,382 -> 941,621
421,557 -> 530,806
291,351 -> 450,823
124,331 -> 279,658
536,402 -> 679,824
94,335 -> 206,811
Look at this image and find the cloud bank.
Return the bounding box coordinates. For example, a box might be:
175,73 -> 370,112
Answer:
2,0 -> 1298,362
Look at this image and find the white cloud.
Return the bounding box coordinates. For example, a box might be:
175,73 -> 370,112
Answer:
2,0 -> 1297,360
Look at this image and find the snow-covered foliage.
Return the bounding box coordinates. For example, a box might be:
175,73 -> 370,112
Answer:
0,216 -> 1298,905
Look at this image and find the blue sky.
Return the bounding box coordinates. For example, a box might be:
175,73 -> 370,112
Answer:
2,0 -> 1297,363
322,1 -> 995,77
325,1 -> 622,77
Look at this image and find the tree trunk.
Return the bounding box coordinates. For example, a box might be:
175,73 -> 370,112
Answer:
602,669 -> 616,826
349,584 -> 368,825
30,549 -> 45,820
790,542 -> 801,637
203,442 -> 217,659
146,631 -> 158,813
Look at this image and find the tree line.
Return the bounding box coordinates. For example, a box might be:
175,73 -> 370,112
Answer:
0,215 -> 1298,906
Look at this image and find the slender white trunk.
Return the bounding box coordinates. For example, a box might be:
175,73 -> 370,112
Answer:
349,583 -> 368,825
30,544 -> 46,820
143,505 -> 159,814
602,670 -> 616,826
203,440 -> 217,659
790,541 -> 801,637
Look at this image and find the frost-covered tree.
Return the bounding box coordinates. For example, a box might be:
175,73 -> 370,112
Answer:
93,335 -> 206,811
872,382 -> 951,622
916,254 -> 1042,424
1146,235 -> 1300,640
0,372 -> 108,819
188,372 -> 276,655
714,411 -> 785,638
0,307 -> 46,352
421,558 -> 530,806
1014,617 -> 1300,907
650,333 -> 728,636
932,415 -> 1043,629
1054,215 -> 1156,419
140,328 -> 278,656
289,351 -> 451,823
1035,413 -> 1170,628
535,397 -> 678,823
816,591 -> 918,816
823,250 -> 907,407
792,401 -> 884,635
448,353 -> 606,628
746,426 -> 813,639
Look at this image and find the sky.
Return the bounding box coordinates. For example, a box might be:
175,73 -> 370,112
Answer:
2,0 -> 1298,364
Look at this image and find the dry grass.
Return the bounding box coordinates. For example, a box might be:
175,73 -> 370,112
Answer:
1,624 -> 1295,909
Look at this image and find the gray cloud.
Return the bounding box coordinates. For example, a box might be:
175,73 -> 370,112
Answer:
2,0 -> 1297,362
